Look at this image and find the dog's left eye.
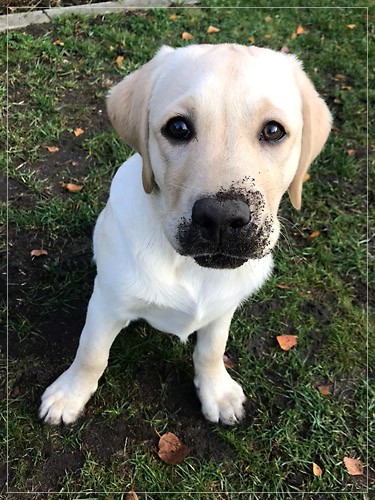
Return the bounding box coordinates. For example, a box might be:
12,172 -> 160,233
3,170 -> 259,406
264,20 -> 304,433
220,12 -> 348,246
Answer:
164,117 -> 193,141
260,121 -> 286,143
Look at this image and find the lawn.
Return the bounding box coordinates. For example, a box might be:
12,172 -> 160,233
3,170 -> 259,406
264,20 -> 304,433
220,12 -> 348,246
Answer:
1,1 -> 373,498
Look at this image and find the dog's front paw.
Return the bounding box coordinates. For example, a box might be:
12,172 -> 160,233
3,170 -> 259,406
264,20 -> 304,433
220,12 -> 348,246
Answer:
194,370 -> 246,425
39,369 -> 97,425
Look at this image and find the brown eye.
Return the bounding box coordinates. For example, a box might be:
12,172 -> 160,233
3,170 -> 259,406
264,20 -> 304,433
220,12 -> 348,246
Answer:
260,121 -> 286,143
164,117 -> 193,141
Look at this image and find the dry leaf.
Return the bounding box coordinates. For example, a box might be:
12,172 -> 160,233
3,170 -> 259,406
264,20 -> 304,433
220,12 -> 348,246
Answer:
264,34 -> 272,39
291,32 -> 297,40
31,249 -> 48,257
47,146 -> 59,153
157,432 -> 189,465
182,32 -> 193,40
65,183 -> 83,192
207,26 -> 220,34
344,457 -> 364,476
303,172 -> 311,182
313,462 -> 323,477
223,354 -> 236,369
73,128 -> 84,137
52,39 -> 64,46
125,491 -> 139,500
280,46 -> 290,53
169,14 -> 179,20
264,15 -> 272,23
248,36 -> 256,44
309,231 -> 320,238
276,335 -> 297,351
346,149 -> 355,155
276,284 -> 290,289
347,24 -> 356,29
335,73 -> 346,80
317,385 -> 332,396
296,25 -> 305,34
115,55 -> 124,68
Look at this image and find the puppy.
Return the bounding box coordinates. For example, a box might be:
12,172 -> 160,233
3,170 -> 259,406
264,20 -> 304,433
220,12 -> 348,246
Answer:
40,44 -> 332,426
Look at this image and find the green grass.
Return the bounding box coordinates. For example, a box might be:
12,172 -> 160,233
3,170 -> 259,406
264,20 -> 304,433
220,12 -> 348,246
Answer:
2,1 -> 373,498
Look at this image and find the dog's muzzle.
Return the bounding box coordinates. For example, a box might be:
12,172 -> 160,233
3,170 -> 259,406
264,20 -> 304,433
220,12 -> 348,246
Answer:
177,191 -> 273,269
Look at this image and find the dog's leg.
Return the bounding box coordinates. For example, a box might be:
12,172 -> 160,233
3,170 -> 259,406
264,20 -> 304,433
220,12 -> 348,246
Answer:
193,308 -> 246,425
39,282 -> 126,425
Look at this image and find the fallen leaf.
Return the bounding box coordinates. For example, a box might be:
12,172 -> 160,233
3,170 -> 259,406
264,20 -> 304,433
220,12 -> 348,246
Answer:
223,354 -> 236,369
276,284 -> 290,289
280,46 -> 290,53
313,462 -> 323,477
65,183 -> 83,192
182,32 -> 193,40
341,85 -> 352,91
264,15 -> 272,23
264,34 -> 272,39
31,249 -> 48,257
303,172 -> 311,182
296,25 -> 305,34
52,39 -> 64,46
115,55 -> 124,68
347,24 -> 356,29
335,73 -> 346,80
125,491 -> 139,500
157,432 -> 189,465
344,457 -> 364,476
309,231 -> 320,238
291,32 -> 297,40
73,128 -> 84,137
47,146 -> 59,153
207,26 -> 220,34
276,335 -> 297,351
71,160 -> 78,167
169,14 -> 179,20
317,385 -> 332,396
346,149 -> 355,155
248,36 -> 256,44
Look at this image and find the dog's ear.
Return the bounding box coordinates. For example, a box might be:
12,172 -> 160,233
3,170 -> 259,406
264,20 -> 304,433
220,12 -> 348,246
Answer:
107,46 -> 174,193
288,59 -> 332,210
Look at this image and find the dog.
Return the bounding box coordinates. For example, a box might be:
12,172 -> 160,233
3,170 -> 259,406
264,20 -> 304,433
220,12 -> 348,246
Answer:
40,44 -> 332,426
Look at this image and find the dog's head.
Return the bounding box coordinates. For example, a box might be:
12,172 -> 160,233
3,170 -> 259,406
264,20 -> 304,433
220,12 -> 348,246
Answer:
107,44 -> 332,269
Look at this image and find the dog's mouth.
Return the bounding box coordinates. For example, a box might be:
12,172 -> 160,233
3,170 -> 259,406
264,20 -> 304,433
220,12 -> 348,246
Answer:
193,253 -> 249,269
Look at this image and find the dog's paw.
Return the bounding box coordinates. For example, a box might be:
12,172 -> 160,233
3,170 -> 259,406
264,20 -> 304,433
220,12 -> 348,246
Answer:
194,370 -> 246,425
39,370 -> 97,425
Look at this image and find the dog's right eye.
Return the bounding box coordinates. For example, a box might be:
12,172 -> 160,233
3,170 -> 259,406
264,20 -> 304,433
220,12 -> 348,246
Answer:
164,117 -> 193,141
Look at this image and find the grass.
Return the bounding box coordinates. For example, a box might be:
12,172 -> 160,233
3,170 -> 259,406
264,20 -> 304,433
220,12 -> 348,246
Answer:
2,1 -> 373,498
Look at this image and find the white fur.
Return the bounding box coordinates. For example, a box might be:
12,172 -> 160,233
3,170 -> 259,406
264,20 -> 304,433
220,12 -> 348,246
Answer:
40,44 -> 331,426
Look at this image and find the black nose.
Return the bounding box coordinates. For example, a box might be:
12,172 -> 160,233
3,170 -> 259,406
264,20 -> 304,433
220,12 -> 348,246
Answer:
192,197 -> 250,244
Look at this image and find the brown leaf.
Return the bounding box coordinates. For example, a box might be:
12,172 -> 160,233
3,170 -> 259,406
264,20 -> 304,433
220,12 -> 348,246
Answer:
52,39 -> 64,46
335,73 -> 346,80
347,24 -> 356,29
313,462 -> 323,477
309,231 -> 320,238
317,385 -> 332,396
31,249 -> 48,257
291,32 -> 297,40
73,128 -> 84,137
346,149 -> 355,155
276,284 -> 290,289
47,146 -> 60,153
65,183 -> 83,193
223,354 -> 236,369
248,36 -> 256,44
344,457 -> 364,476
296,25 -> 305,34
157,432 -> 189,465
264,15 -> 272,23
125,491 -> 139,500
276,335 -> 297,351
182,32 -> 193,40
115,55 -> 124,68
207,26 -> 220,34
169,14 -> 179,20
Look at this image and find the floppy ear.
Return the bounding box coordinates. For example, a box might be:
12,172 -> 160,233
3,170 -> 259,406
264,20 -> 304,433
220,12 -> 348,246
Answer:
288,59 -> 332,210
106,46 -> 174,193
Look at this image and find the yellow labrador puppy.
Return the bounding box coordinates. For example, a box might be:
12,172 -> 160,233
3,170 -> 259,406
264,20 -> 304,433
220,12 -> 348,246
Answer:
40,44 -> 332,426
